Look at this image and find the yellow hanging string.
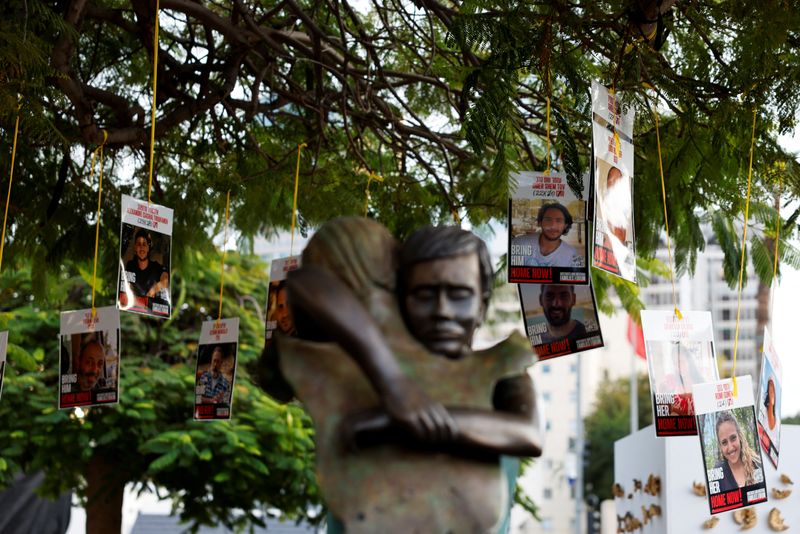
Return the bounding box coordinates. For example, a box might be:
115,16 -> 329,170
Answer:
769,174 -> 782,332
451,207 -> 461,225
363,171 -> 384,217
731,109 -> 757,397
90,130 -> 109,317
651,100 -> 681,320
146,0 -> 160,205
609,86 -> 622,158
289,143 -> 306,255
0,103 -> 21,273
217,190 -> 231,324
545,67 -> 551,174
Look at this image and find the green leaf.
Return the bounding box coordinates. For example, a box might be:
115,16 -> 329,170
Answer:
149,449 -> 180,472
7,344 -> 37,372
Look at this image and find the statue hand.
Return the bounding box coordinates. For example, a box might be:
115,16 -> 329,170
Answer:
383,377 -> 458,444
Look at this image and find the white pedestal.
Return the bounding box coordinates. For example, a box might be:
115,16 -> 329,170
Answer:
613,424 -> 797,533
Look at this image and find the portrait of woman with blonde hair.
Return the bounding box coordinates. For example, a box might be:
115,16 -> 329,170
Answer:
714,410 -> 763,491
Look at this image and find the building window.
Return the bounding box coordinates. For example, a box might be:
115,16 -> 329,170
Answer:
569,390 -> 577,402
541,518 -> 553,531
543,392 -> 552,402
723,329 -> 732,341
568,437 -> 577,452
544,488 -> 553,499
546,420 -> 552,431
722,309 -> 731,320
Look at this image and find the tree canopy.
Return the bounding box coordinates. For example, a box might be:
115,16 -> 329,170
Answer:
1,0 -> 800,530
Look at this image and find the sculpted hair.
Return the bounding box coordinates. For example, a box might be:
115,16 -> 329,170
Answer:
302,217 -> 398,301
715,410 -> 760,485
537,203 -> 573,235
398,226 -> 493,312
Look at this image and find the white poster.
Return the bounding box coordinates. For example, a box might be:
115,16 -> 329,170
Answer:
756,328 -> 781,468
58,306 -> 121,409
117,194 -> 174,318
508,171 -> 589,285
694,376 -> 768,514
264,255 -> 301,351
591,81 -> 637,282
518,283 -> 603,360
642,310 -> 719,436
194,317 -> 239,421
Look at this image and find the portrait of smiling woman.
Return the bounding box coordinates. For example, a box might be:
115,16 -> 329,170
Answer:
712,410 -> 763,492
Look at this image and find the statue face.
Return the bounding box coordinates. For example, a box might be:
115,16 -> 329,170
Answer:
403,253 -> 483,359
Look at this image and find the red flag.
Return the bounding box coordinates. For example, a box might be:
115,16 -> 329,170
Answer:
627,315 -> 646,359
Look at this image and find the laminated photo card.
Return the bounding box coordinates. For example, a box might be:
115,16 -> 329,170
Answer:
117,194 -> 174,319
59,306 -> 121,409
642,310 -> 719,436
194,318 -> 239,421
264,255 -> 301,351
694,375 -> 768,514
756,328 -> 782,468
591,81 -> 637,282
518,283 -> 603,360
508,171 -> 589,284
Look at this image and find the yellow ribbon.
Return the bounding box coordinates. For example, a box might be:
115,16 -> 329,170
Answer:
0,103 -> 21,273
217,189 -> 231,323
290,143 -> 306,255
651,100 -> 681,320
731,109 -> 757,397
147,0 -> 160,205
364,171 -> 384,217
608,87 -> 622,158
90,130 -> 109,317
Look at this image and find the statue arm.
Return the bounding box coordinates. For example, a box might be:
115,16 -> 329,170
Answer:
348,374 -> 542,457
286,265 -> 456,440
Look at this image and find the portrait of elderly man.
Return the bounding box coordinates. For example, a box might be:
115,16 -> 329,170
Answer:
196,345 -> 232,405
76,340 -> 106,392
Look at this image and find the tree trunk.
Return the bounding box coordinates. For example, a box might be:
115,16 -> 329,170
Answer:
85,452 -> 124,534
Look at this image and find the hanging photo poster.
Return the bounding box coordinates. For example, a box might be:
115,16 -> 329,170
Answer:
591,81 -> 637,282
117,194 -> 174,319
264,255 -> 301,351
58,306 -> 121,409
508,171 -> 589,284
756,328 -> 781,468
518,283 -> 603,360
194,317 -> 239,421
0,331 -> 7,401
694,375 -> 768,514
642,310 -> 719,436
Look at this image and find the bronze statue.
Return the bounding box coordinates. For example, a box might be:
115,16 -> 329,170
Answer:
274,217 -> 541,532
